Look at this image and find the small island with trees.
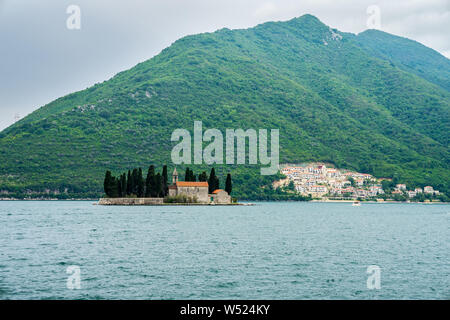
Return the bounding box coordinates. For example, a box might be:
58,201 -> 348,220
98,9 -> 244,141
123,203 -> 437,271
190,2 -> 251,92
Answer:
99,165 -> 238,205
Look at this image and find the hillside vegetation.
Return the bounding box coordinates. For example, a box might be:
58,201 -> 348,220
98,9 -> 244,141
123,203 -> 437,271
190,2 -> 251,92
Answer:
0,14 -> 448,199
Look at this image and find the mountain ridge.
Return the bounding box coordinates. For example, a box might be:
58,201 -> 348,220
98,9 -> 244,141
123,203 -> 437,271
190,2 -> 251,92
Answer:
0,14 -> 448,199
355,28 -> 450,91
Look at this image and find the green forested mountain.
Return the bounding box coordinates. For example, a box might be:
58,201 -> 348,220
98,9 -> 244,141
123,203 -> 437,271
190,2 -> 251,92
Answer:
0,14 -> 449,199
354,29 -> 450,91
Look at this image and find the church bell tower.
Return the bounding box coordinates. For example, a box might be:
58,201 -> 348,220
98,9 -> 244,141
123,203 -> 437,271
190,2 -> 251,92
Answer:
172,168 -> 178,184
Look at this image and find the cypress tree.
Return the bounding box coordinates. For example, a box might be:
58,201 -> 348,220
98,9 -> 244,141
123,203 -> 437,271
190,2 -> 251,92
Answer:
162,165 -> 168,196
137,168 -> 144,197
155,173 -> 162,197
189,169 -> 197,181
132,168 -> 139,195
118,176 -> 123,197
208,168 -> 217,194
104,170 -> 113,197
199,171 -> 207,182
225,173 -> 232,195
189,168 -> 196,181
145,165 -> 155,197
214,175 -> 220,191
126,170 -> 132,195
185,168 -> 191,181
111,176 -> 119,198
121,173 -> 127,197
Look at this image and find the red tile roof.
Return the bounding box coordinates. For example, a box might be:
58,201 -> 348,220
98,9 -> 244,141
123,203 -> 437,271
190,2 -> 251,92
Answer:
176,181 -> 208,187
212,189 -> 224,194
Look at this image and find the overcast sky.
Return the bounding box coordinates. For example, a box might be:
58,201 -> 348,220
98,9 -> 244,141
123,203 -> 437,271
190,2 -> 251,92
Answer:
0,0 -> 449,131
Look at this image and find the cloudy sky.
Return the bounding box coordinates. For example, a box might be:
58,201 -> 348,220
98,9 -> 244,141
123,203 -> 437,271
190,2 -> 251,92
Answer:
0,0 -> 449,131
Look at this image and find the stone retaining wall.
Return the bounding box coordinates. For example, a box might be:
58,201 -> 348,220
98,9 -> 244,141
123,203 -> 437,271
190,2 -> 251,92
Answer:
98,198 -> 164,205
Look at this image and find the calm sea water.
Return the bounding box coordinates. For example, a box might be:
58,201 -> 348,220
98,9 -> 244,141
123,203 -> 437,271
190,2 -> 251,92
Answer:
0,201 -> 449,300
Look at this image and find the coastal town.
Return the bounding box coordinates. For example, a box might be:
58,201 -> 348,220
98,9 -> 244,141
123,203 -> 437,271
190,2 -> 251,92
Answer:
276,163 -> 442,201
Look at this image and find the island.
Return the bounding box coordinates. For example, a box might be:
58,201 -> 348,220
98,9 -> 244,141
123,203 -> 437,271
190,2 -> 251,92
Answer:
99,166 -> 239,205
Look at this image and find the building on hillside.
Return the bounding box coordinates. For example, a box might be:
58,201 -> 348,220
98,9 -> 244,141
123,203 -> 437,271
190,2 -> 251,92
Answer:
308,185 -> 328,197
407,191 -> 417,198
423,186 -> 441,195
396,184 -> 407,191
369,186 -> 384,196
295,185 -> 306,194
424,186 -> 434,194
317,165 -> 327,174
326,168 -> 339,178
356,189 -> 369,198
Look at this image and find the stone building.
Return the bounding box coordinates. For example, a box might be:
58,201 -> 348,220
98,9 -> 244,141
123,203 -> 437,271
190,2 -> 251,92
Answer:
210,189 -> 232,204
167,168 -> 231,204
168,181 -> 209,203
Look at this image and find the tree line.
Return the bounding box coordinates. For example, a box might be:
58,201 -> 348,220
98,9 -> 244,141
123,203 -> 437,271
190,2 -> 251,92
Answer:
104,165 -> 169,198
104,166 -> 232,198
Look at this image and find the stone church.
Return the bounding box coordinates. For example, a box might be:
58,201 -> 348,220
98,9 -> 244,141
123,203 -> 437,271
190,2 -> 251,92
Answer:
168,168 -> 231,204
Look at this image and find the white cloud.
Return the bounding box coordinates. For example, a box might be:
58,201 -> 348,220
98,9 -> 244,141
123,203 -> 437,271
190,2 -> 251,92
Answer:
254,2 -> 278,19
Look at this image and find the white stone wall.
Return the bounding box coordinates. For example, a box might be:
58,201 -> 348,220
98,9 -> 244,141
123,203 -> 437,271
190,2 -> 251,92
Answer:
99,198 -> 164,205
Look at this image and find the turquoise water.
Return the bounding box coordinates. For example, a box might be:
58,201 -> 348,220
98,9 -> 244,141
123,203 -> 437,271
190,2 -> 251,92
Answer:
0,201 -> 449,300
